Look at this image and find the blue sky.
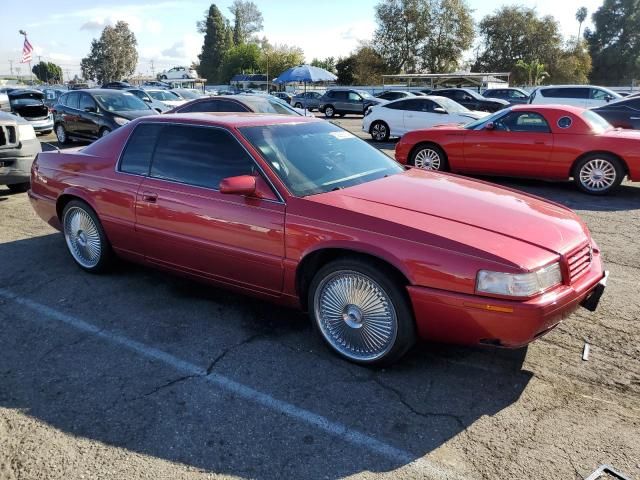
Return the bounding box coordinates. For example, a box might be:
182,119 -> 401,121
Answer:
1,0 -> 604,79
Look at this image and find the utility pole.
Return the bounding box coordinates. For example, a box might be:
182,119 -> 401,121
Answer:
150,59 -> 155,78
8,60 -> 13,76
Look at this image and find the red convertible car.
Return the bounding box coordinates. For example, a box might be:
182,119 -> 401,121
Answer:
29,113 -> 606,365
395,105 -> 640,195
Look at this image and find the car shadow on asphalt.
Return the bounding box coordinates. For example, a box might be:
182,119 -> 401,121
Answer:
0,233 -> 533,478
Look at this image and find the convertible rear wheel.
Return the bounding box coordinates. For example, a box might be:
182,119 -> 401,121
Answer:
574,154 -> 624,195
62,200 -> 113,273
370,121 -> 389,142
410,144 -> 447,171
309,258 -> 415,366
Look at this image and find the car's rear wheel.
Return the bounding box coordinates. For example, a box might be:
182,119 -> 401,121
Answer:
294,102 -> 303,109
55,124 -> 69,145
308,258 -> 415,366
7,182 -> 30,193
62,200 -> 113,273
370,121 -> 390,142
410,144 -> 448,171
574,153 -> 624,195
324,106 -> 335,118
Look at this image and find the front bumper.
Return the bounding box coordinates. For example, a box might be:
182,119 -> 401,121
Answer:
0,138 -> 41,185
408,255 -> 606,348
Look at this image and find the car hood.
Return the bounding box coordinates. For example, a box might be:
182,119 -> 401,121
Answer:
484,97 -> 510,105
308,169 -> 589,267
114,109 -> 157,120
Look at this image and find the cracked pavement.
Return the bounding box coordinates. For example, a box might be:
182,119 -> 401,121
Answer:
0,127 -> 638,479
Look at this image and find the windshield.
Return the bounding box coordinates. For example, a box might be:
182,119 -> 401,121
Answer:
174,89 -> 202,99
240,121 -> 403,197
464,109 -> 509,129
582,110 -> 612,133
242,96 -> 300,115
147,90 -> 181,101
434,97 -> 471,113
94,92 -> 150,112
462,89 -> 483,100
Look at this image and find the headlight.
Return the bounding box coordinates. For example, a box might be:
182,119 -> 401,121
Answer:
113,117 -> 130,126
476,263 -> 562,297
17,124 -> 36,141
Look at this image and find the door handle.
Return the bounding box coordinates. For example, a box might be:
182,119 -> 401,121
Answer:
141,191 -> 158,203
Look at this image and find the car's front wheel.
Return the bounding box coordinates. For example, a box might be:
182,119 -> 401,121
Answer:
370,121 -> 389,141
308,258 -> 415,366
410,144 -> 448,171
294,102 -> 303,109
62,200 -> 113,273
574,154 -> 624,195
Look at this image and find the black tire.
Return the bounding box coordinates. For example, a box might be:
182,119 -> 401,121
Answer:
55,123 -> 70,145
7,182 -> 30,193
370,121 -> 390,142
61,200 -> 114,273
409,143 -> 448,171
573,153 -> 625,195
294,102 -> 303,109
308,257 -> 416,366
99,127 -> 111,138
324,105 -> 335,118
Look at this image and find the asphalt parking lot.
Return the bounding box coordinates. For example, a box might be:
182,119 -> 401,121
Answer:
0,122 -> 639,480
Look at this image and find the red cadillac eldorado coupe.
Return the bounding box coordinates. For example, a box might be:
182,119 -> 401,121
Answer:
395,104 -> 640,195
29,113 -> 607,365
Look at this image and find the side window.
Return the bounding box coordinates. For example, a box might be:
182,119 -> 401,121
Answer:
495,112 -> 551,133
150,126 -> 255,189
181,100 -> 218,113
79,94 -> 96,111
348,92 -> 362,101
334,91 -> 348,100
326,91 -> 335,98
58,93 -> 69,106
66,92 -> 80,109
511,90 -> 527,99
551,88 -> 589,99
590,88 -> 611,100
119,123 -> 163,175
386,100 -> 412,110
627,99 -> 640,110
215,100 -> 248,112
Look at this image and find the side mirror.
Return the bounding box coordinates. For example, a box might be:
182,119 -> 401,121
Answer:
143,97 -> 152,102
219,175 -> 256,196
605,95 -> 613,103
433,107 -> 447,114
485,122 -> 495,131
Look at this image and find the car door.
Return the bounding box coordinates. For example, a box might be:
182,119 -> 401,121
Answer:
77,93 -> 101,138
463,110 -> 553,176
134,123 -> 285,294
377,100 -> 409,135
403,99 -> 442,131
60,92 -> 81,134
347,91 -> 364,114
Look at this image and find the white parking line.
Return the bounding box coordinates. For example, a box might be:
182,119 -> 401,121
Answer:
0,288 -> 469,480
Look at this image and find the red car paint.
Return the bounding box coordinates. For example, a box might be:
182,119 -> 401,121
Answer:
29,113 -> 605,348
395,104 -> 640,182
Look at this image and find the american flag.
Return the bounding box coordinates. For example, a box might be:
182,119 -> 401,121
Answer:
21,37 -> 33,63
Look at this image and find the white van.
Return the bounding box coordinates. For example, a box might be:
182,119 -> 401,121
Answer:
528,85 -> 621,108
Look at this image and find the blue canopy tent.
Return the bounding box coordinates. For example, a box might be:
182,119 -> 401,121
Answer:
273,65 -> 336,114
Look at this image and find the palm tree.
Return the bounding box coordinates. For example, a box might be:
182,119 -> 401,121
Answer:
576,7 -> 588,39
516,59 -> 549,87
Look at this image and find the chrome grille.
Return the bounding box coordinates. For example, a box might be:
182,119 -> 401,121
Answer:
0,125 -> 17,148
567,244 -> 592,283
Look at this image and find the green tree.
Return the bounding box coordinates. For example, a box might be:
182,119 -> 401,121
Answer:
310,57 -> 337,74
586,0 -> 640,85
258,44 -> 305,81
373,0 -> 474,73
515,59 -> 549,86
80,21 -> 138,83
547,39 -> 592,84
336,56 -> 356,85
473,6 -> 562,84
32,61 -> 63,83
197,4 -> 232,84
421,0 -> 474,73
221,42 -> 261,82
576,7 -> 588,39
229,0 -> 263,45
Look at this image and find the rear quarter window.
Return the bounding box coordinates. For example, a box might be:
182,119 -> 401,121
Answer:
118,123 -> 163,175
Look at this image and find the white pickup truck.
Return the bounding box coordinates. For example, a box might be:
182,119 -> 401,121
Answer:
0,111 -> 41,193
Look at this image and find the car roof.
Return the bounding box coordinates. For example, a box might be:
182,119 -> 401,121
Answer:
510,104 -> 587,115
137,112 -> 321,128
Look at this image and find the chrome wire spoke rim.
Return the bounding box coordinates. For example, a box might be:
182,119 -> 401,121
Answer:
580,159 -> 616,191
314,270 -> 397,361
414,149 -> 440,170
63,207 -> 102,268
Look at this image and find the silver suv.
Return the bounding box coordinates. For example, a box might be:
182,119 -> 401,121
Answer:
318,88 -> 384,117
291,91 -> 324,111
0,111 -> 41,193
